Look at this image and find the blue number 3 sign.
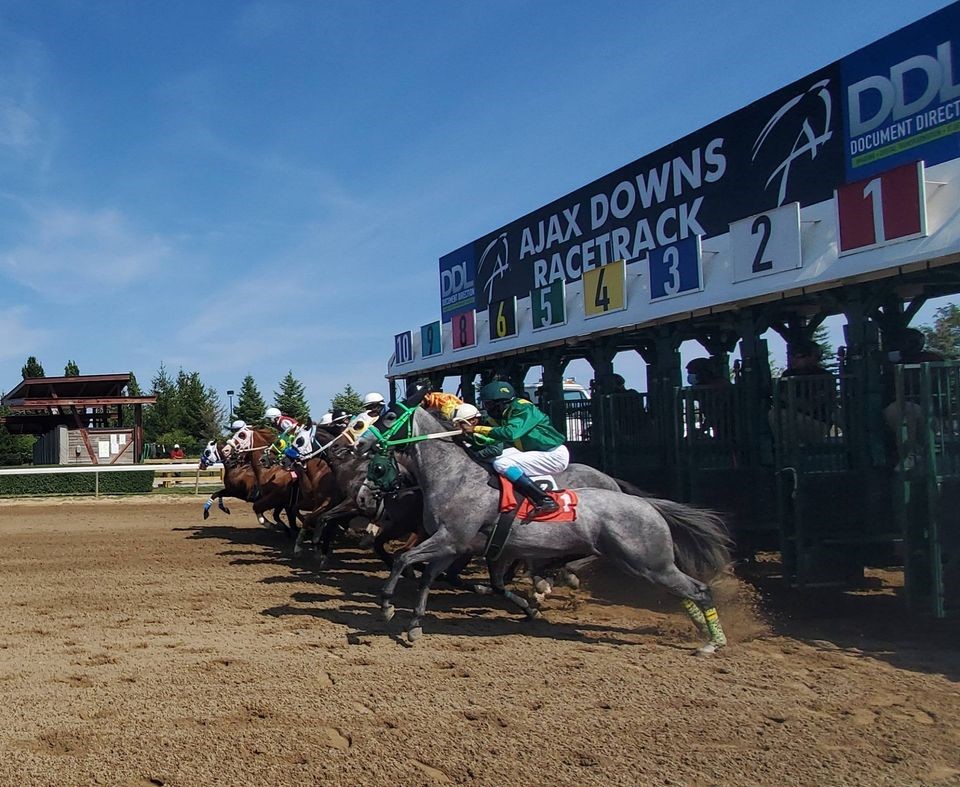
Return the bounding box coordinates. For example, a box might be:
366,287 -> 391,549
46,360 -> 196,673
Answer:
648,235 -> 703,301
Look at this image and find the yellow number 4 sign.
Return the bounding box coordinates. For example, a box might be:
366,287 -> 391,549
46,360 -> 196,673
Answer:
583,259 -> 626,317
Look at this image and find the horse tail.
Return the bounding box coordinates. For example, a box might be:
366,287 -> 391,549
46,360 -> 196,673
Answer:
615,478 -> 732,581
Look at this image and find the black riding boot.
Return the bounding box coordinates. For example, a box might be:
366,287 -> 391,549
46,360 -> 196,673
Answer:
512,473 -> 559,514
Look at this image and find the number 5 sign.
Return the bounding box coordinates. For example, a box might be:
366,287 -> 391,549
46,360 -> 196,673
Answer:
836,160 -> 927,255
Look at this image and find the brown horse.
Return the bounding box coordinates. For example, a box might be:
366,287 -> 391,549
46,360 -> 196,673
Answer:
201,427 -> 298,530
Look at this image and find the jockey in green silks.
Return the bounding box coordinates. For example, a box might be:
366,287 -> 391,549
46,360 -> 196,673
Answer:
457,381 -> 568,514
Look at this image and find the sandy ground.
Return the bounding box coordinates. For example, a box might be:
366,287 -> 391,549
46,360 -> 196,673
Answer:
0,497 -> 958,787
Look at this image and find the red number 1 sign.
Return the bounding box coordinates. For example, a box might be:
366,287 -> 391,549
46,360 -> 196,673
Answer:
836,161 -> 927,255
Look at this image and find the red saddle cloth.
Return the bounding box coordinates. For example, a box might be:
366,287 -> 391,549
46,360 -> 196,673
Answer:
498,480 -> 579,522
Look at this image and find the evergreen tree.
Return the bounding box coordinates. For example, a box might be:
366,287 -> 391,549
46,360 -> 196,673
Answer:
331,384 -> 364,415
813,325 -> 838,374
143,364 -> 178,441
274,371 -> 310,422
21,356 -> 44,378
64,360 -> 80,376
234,375 -> 267,425
121,372 -> 143,427
175,369 -> 211,440
921,303 -> 960,360
0,405 -> 35,465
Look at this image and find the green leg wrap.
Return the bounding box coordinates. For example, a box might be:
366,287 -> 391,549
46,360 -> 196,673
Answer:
703,606 -> 727,648
682,599 -> 709,636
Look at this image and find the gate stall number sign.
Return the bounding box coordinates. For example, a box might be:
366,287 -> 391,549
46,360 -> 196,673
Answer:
836,160 -> 927,255
583,258 -> 627,318
730,202 -> 803,282
394,331 -> 413,365
648,236 -> 703,301
488,297 -> 517,341
420,321 -> 442,358
451,309 -> 477,350
531,279 -> 566,331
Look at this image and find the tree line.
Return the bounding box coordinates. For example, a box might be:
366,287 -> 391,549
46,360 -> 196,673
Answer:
1,358 -> 370,463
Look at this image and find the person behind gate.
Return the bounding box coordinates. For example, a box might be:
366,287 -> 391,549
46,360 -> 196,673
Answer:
458,381 -> 569,514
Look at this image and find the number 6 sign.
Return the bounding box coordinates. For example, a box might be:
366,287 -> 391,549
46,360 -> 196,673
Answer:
836,160 -> 927,255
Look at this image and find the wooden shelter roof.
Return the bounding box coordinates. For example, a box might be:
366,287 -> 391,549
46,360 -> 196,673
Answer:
2,374 -> 156,409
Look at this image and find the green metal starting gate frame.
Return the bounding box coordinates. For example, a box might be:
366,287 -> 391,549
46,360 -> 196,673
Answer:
894,362 -> 960,618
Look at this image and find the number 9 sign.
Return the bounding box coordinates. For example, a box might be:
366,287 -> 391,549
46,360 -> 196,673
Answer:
451,309 -> 476,350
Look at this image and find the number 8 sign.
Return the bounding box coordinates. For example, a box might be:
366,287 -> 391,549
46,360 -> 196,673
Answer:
451,309 -> 476,350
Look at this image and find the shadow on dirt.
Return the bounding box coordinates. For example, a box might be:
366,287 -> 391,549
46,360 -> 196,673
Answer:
740,557 -> 960,683
176,521 -> 667,646
176,521 -> 959,676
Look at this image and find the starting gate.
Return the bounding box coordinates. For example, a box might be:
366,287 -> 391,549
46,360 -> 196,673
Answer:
895,363 -> 960,618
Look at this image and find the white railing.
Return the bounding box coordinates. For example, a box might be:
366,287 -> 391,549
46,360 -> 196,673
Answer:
0,463 -> 223,497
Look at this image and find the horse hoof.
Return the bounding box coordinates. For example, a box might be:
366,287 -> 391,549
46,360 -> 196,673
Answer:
527,609 -> 544,621
258,516 -> 269,528
382,604 -> 395,622
203,510 -> 210,520
407,626 -> 422,643
695,643 -> 718,657
563,573 -> 580,590
533,592 -> 547,605
317,556 -> 329,570
533,578 -> 551,594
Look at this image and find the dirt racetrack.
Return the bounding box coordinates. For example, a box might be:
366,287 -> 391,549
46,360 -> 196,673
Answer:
0,497 -> 958,786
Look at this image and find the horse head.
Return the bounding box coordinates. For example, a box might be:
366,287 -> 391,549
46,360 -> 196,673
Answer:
200,439 -> 222,469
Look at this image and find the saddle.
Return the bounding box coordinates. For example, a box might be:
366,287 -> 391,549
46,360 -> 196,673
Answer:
485,477 -> 578,562
498,478 -> 578,523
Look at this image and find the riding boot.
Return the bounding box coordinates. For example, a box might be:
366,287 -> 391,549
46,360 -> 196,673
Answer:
512,473 -> 559,514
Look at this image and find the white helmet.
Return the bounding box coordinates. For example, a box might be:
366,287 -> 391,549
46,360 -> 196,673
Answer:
318,412 -> 333,426
452,403 -> 481,423
173,444 -> 180,449
362,392 -> 385,407
231,419 -> 246,430
264,406 -> 281,420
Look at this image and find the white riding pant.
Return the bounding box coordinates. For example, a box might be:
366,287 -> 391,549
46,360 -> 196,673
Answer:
492,445 -> 570,478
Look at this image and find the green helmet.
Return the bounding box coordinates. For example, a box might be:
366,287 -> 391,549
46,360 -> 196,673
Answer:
480,380 -> 516,402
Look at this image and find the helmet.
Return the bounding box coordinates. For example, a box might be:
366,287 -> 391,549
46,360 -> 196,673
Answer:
452,403 -> 481,423
479,381 -> 516,402
318,412 -> 333,426
173,444 -> 180,449
264,406 -> 281,420
231,419 -> 246,430
362,392 -> 385,407
331,409 -> 350,422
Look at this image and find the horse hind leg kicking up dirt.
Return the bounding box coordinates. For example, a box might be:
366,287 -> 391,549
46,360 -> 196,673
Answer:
379,408 -> 730,655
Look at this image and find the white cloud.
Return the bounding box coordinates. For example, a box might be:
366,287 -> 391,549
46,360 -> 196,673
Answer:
0,205 -> 172,300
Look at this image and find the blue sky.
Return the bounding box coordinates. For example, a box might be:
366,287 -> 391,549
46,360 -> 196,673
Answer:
0,0 -> 953,414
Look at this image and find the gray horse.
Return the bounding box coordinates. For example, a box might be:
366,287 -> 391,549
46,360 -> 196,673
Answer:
380,408 -> 731,655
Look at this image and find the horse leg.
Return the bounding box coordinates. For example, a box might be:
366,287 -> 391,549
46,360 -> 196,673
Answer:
203,489 -> 224,520
632,561 -> 725,655
380,531 -> 460,623
439,554 -> 491,596
487,557 -> 542,621
406,555 -> 457,643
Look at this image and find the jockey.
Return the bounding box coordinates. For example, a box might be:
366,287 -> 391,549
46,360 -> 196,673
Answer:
362,392 -> 387,420
264,406 -> 311,461
458,381 -> 568,514
421,390 -> 464,421
452,403 -> 502,461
